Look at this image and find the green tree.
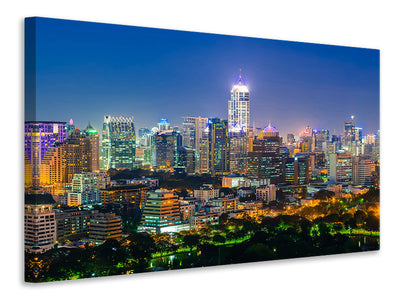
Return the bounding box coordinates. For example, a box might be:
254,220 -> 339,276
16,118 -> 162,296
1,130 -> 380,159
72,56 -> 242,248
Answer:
127,232 -> 156,272
212,234 -> 226,244
183,234 -> 201,252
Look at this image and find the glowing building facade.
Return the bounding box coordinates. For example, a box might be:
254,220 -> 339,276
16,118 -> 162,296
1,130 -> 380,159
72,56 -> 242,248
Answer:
228,73 -> 250,174
228,73 -> 250,134
154,130 -> 182,170
207,118 -> 230,176
182,116 -> 209,173
139,189 -> 182,234
24,193 -> 57,254
248,123 -> 284,184
101,115 -> 136,170
83,122 -> 100,172
24,122 -> 67,189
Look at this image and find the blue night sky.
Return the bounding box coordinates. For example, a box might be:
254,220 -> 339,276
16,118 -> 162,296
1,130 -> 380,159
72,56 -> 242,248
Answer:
29,17 -> 380,137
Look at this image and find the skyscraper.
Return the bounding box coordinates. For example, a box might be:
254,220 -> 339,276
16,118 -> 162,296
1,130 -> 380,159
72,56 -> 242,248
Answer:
101,115 -> 136,170
228,73 -> 250,174
248,122 -> 284,184
181,116 -> 209,173
83,122 -> 100,172
328,151 -> 353,184
154,130 -> 181,170
299,126 -> 315,153
24,122 -> 67,189
229,131 -> 248,174
158,118 -> 171,131
353,155 -> 375,186
207,118 -> 230,176
228,72 -> 250,134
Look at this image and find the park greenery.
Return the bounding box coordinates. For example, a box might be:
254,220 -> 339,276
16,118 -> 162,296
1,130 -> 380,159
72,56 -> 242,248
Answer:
25,188 -> 379,282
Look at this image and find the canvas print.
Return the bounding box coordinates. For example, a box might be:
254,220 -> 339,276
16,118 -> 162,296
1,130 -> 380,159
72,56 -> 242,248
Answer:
24,17 -> 380,282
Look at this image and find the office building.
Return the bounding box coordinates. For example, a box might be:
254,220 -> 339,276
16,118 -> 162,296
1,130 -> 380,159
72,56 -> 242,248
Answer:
353,155 -> 376,186
193,184 -> 219,201
177,146 -> 196,175
328,151 -> 353,184
248,122 -> 284,184
83,122 -> 100,172
24,121 -> 67,189
24,193 -> 57,254
207,118 -> 230,176
154,130 -> 181,170
139,189 -> 182,234
181,116 -> 208,173
101,115 -> 136,170
299,126 -> 315,153
89,213 -> 122,242
228,72 -> 250,134
256,184 -> 277,202
67,172 -> 109,206
229,131 -> 249,174
294,153 -> 312,185
55,208 -> 93,242
158,118 -> 171,131
100,184 -> 149,209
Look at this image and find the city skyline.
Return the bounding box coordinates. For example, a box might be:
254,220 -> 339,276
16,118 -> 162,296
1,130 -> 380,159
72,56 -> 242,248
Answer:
24,16 -> 380,283
27,17 -> 380,138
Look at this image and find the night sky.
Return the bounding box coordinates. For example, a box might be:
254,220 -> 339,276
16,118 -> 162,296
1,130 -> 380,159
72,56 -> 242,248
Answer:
29,17 -> 380,138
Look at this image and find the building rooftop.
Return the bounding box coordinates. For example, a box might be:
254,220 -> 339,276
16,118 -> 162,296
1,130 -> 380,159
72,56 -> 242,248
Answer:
25,193 -> 56,205
103,184 -> 147,191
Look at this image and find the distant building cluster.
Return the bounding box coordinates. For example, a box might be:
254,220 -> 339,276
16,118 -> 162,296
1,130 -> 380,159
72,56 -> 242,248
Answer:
24,73 -> 380,254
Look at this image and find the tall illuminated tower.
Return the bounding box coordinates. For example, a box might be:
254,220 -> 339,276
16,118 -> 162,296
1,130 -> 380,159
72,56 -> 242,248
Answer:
228,71 -> 250,174
101,115 -> 136,170
208,118 -> 230,176
228,71 -> 250,134
24,122 -> 67,189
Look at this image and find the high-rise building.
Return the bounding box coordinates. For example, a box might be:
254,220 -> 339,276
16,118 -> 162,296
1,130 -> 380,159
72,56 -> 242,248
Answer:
248,123 -> 284,184
154,130 -> 181,170
182,116 -> 208,173
294,153 -> 312,185
158,118 -> 171,131
101,115 -> 136,170
100,184 -> 149,209
198,136 -> 210,174
38,128 -> 98,195
344,119 -> 356,143
24,193 -> 57,254
83,122 -> 100,172
314,130 -> 327,152
353,155 -> 376,186
89,213 -> 122,242
228,72 -> 250,134
24,122 -> 67,189
284,158 -> 296,184
67,172 -> 109,206
229,131 -> 249,175
177,146 -> 196,175
299,126 -> 315,153
287,133 -> 296,145
207,118 -> 230,176
139,189 -> 182,234
62,129 -> 93,184
328,151 -> 353,184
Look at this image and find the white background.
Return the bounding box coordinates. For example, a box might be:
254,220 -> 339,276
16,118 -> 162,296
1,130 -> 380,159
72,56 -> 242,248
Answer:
1,1 -> 399,299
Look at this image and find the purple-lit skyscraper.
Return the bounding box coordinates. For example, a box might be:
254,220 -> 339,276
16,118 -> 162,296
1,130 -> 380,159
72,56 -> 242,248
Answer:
24,122 -> 67,188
